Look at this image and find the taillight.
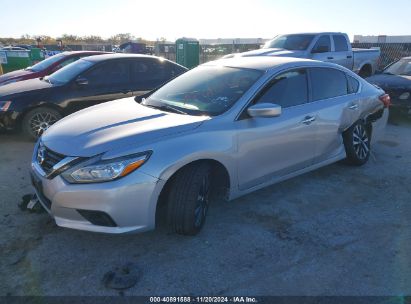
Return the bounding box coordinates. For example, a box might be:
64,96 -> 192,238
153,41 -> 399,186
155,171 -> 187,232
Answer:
379,94 -> 391,108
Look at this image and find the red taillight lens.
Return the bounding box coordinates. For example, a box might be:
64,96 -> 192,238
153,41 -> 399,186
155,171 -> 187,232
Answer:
379,94 -> 391,108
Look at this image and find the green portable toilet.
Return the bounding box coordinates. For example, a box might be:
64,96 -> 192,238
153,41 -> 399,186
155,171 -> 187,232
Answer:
175,38 -> 199,69
30,48 -> 45,64
1,50 -> 31,73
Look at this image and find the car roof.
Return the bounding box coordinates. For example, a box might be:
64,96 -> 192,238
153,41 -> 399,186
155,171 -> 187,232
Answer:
61,51 -> 111,56
204,56 -> 327,72
83,53 -> 165,62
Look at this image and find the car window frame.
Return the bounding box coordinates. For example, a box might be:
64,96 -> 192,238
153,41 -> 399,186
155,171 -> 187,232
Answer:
312,35 -> 332,53
237,67 -> 310,120
332,34 -> 349,52
78,59 -> 132,87
306,67 -> 351,102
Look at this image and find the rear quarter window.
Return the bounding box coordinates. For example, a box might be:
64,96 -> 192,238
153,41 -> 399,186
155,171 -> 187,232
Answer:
347,75 -> 360,94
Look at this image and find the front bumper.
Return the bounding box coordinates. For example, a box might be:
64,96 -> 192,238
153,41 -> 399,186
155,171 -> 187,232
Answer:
30,159 -> 165,234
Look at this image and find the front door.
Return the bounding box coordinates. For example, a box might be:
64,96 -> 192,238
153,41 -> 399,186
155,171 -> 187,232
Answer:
65,59 -> 132,114
236,69 -> 318,190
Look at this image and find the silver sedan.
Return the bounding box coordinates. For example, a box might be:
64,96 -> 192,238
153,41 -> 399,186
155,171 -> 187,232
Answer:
30,57 -> 389,235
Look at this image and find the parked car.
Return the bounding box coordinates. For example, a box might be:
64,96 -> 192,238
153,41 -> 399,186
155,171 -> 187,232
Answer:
0,51 -> 108,86
0,54 -> 187,139
366,57 -> 411,116
30,57 -> 389,236
223,32 -> 380,77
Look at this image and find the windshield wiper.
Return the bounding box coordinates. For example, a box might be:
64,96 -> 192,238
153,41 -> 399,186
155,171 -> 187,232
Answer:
143,103 -> 188,115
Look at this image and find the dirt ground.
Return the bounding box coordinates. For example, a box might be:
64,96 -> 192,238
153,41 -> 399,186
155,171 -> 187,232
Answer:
0,115 -> 410,296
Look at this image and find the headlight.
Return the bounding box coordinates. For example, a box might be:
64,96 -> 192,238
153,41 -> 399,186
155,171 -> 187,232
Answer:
62,151 -> 152,183
399,92 -> 410,100
0,101 -> 11,112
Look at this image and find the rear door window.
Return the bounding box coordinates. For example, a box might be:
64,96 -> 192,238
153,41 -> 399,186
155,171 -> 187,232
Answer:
255,69 -> 308,108
309,68 -> 348,101
333,35 -> 348,52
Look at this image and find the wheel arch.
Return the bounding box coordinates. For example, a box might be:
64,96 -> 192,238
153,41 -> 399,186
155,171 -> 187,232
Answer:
154,158 -> 231,226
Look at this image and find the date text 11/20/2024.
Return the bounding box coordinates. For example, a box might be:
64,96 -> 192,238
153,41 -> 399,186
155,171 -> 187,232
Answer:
149,296 -> 258,303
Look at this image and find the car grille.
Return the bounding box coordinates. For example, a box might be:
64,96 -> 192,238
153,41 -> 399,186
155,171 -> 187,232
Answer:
38,146 -> 66,175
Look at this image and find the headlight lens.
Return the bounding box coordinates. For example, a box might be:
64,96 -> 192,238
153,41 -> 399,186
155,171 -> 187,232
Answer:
62,152 -> 151,183
0,101 -> 11,112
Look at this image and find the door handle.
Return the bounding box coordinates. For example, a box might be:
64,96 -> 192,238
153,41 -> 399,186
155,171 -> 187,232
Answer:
348,104 -> 359,110
301,116 -> 316,125
327,57 -> 334,60
347,55 -> 353,59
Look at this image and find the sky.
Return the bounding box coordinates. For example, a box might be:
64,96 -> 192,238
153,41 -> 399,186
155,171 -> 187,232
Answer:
0,0 -> 410,41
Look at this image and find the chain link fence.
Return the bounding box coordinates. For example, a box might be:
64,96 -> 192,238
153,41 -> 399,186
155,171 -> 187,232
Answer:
352,43 -> 411,70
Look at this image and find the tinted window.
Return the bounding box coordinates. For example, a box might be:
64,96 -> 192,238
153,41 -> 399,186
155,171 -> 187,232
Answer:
347,75 -> 359,93
263,34 -> 315,51
310,68 -> 348,100
84,60 -> 130,86
313,35 -> 331,52
256,69 -> 308,108
56,56 -> 79,69
47,59 -> 93,84
333,35 -> 348,52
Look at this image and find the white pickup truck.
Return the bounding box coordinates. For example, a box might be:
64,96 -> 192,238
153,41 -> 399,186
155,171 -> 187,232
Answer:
224,32 -> 380,77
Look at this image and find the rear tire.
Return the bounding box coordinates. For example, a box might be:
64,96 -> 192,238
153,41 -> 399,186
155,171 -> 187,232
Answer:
167,163 -> 211,236
343,120 -> 371,166
22,107 -> 62,141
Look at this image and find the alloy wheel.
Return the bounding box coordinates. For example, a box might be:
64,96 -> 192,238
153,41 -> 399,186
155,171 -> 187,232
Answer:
352,124 -> 369,160
30,112 -> 59,137
194,175 -> 210,228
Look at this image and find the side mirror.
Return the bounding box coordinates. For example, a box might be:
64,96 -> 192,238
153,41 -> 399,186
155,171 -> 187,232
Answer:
247,103 -> 282,118
75,77 -> 89,86
311,46 -> 329,54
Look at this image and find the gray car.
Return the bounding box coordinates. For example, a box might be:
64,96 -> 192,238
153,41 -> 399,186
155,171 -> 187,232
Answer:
30,57 -> 389,235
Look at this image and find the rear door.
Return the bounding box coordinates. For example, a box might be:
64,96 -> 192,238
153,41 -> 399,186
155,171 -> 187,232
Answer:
331,34 -> 353,69
307,67 -> 360,163
65,59 -> 132,114
236,68 -> 318,190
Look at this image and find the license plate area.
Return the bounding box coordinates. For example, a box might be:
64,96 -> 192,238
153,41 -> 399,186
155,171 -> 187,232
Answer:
30,172 -> 52,211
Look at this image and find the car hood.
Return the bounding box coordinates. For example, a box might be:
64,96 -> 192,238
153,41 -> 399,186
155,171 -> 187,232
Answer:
236,48 -> 306,58
42,97 -> 209,157
366,74 -> 411,90
0,77 -> 53,97
0,69 -> 33,84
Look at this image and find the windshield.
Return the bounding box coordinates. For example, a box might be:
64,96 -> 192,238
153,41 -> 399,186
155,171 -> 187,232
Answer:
263,34 -> 315,51
384,59 -> 411,76
27,53 -> 66,72
46,59 -> 94,85
142,65 -> 263,116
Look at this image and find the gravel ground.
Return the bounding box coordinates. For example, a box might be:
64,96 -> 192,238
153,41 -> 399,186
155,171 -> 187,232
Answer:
0,115 -> 410,296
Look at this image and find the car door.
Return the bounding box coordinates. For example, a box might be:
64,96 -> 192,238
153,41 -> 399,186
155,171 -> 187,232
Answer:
331,34 -> 353,69
65,59 -> 133,114
236,68 -> 318,191
307,67 -> 360,163
311,35 -> 335,64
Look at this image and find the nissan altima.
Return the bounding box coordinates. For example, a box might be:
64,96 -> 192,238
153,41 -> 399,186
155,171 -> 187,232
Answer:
30,57 -> 389,236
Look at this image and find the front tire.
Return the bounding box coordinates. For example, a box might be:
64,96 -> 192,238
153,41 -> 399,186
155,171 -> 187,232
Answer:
22,107 -> 62,140
167,163 -> 211,236
343,120 -> 371,166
